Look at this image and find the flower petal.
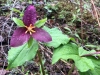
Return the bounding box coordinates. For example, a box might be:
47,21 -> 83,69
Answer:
10,27 -> 30,47
23,5 -> 37,26
32,28 -> 52,42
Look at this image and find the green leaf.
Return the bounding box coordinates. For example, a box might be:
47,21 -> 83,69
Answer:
52,42 -> 78,64
78,47 -> 96,56
64,27 -> 72,33
79,57 -> 100,75
35,18 -> 47,27
75,32 -> 81,40
75,57 -> 94,72
11,8 -> 21,13
12,17 -> 25,27
52,43 -> 94,72
85,45 -> 97,48
7,39 -> 38,69
28,37 -> 33,48
43,26 -> 70,48
20,13 -> 24,17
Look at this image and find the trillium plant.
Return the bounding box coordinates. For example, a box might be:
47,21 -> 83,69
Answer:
7,4 -> 52,74
10,5 -> 52,47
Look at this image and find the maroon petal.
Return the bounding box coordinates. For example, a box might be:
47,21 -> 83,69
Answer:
32,28 -> 52,42
10,27 -> 30,47
23,5 -> 37,26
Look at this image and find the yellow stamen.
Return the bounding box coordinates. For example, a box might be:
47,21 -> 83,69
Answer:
25,24 -> 36,35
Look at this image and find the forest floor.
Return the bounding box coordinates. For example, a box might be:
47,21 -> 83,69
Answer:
0,0 -> 100,75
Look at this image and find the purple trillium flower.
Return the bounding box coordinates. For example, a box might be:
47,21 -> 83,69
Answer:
10,5 -> 52,47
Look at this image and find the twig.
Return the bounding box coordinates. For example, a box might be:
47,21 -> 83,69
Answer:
7,23 -> 14,49
90,0 -> 100,26
80,0 -> 84,45
10,0 -> 17,19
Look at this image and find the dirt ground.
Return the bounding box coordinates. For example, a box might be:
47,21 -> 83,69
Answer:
0,0 -> 100,75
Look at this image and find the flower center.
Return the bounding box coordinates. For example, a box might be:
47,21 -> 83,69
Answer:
25,24 -> 36,35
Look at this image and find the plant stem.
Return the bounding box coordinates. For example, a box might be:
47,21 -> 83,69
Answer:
37,50 -> 45,75
81,52 -> 100,57
68,63 -> 75,75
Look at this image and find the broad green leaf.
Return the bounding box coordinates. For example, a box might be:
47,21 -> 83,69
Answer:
79,69 -> 99,75
52,42 -> 78,64
79,56 -> 100,75
7,39 -> 38,69
79,70 -> 94,75
52,43 -> 94,72
43,26 -> 70,48
75,57 -> 94,72
12,17 -> 25,27
78,47 -> 96,56
35,18 -> 47,27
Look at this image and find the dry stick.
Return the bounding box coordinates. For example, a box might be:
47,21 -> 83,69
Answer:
91,0 -> 100,27
0,47 -> 6,75
55,64 -> 66,75
0,11 -> 10,75
8,23 -> 14,49
10,0 -> 17,19
80,0 -> 84,45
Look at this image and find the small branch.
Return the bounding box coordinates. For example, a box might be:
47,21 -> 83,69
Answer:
91,0 -> 100,26
10,0 -> 17,18
80,0 -> 84,45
